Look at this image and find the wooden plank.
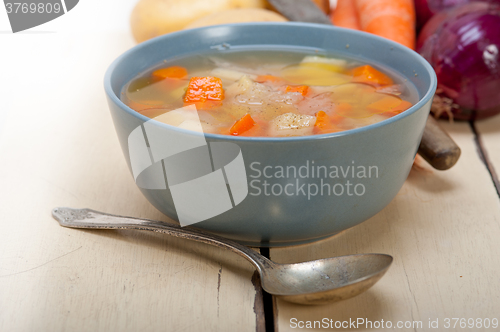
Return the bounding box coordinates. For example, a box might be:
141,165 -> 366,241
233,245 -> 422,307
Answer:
475,115 -> 500,194
271,121 -> 500,331
0,32 -> 259,332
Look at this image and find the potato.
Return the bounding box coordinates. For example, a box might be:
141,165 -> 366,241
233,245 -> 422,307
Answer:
130,0 -> 267,43
184,8 -> 287,29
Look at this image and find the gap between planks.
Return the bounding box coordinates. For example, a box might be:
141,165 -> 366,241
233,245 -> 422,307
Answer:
470,120 -> 500,198
258,247 -> 276,332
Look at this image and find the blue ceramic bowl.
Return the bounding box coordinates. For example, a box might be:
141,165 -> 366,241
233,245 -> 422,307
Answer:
104,23 -> 437,247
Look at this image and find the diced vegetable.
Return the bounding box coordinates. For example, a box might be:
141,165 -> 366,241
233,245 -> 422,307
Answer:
152,66 -> 188,79
314,111 -> 338,134
314,111 -> 329,128
230,113 -> 256,136
285,85 -> 309,96
184,76 -> 225,103
270,113 -> 316,136
273,113 -> 315,130
351,65 -> 393,86
228,75 -> 254,94
225,76 -> 272,105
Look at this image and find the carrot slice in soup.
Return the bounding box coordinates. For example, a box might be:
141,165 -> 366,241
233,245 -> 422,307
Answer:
314,111 -> 339,134
314,111 -> 330,129
230,114 -> 256,136
285,85 -> 309,96
351,65 -> 393,86
152,66 -> 188,79
184,77 -> 224,103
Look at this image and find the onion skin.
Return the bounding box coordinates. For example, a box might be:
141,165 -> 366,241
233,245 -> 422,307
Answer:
414,0 -> 500,30
415,0 -> 469,29
417,2 -> 500,120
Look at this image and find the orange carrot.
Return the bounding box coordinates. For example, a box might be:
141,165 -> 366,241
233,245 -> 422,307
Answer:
315,111 -> 332,129
314,111 -> 340,134
331,0 -> 361,30
351,65 -> 394,86
152,66 -> 188,79
285,85 -> 309,96
230,114 -> 256,136
355,0 -> 416,49
184,77 -> 224,103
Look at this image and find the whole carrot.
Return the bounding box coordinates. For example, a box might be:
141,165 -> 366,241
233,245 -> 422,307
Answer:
331,0 -> 361,30
355,0 -> 416,49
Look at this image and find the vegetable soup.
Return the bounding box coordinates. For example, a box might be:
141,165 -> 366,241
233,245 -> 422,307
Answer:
121,49 -> 418,137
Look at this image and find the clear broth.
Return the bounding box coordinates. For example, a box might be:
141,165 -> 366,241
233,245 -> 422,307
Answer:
121,49 -> 418,137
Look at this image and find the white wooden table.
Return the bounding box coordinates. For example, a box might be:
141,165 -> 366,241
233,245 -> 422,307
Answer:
1,31 -> 499,332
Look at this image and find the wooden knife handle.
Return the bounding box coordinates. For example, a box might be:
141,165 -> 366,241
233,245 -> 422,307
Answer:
418,116 -> 461,170
311,0 -> 330,15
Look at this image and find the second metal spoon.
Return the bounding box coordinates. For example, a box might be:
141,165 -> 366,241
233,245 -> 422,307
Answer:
52,207 -> 392,305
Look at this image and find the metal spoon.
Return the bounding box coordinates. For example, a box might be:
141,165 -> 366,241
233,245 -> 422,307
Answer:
52,207 -> 392,305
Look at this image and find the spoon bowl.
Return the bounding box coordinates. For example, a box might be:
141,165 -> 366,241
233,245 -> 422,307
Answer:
52,207 -> 392,305
261,254 -> 392,305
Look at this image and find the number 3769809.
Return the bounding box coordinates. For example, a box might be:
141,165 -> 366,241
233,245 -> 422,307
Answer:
5,2 -> 62,14
444,318 -> 498,329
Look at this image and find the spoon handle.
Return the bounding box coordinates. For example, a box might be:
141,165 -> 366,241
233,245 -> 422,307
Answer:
52,207 -> 273,273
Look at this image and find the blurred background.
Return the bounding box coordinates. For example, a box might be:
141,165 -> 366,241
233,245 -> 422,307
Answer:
1,0 -> 499,141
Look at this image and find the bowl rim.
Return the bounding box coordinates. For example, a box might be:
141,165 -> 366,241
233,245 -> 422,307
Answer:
104,22 -> 437,142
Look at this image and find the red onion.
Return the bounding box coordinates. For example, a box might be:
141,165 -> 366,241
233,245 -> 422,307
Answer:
417,2 -> 500,120
414,0 -> 500,29
415,0 -> 468,29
